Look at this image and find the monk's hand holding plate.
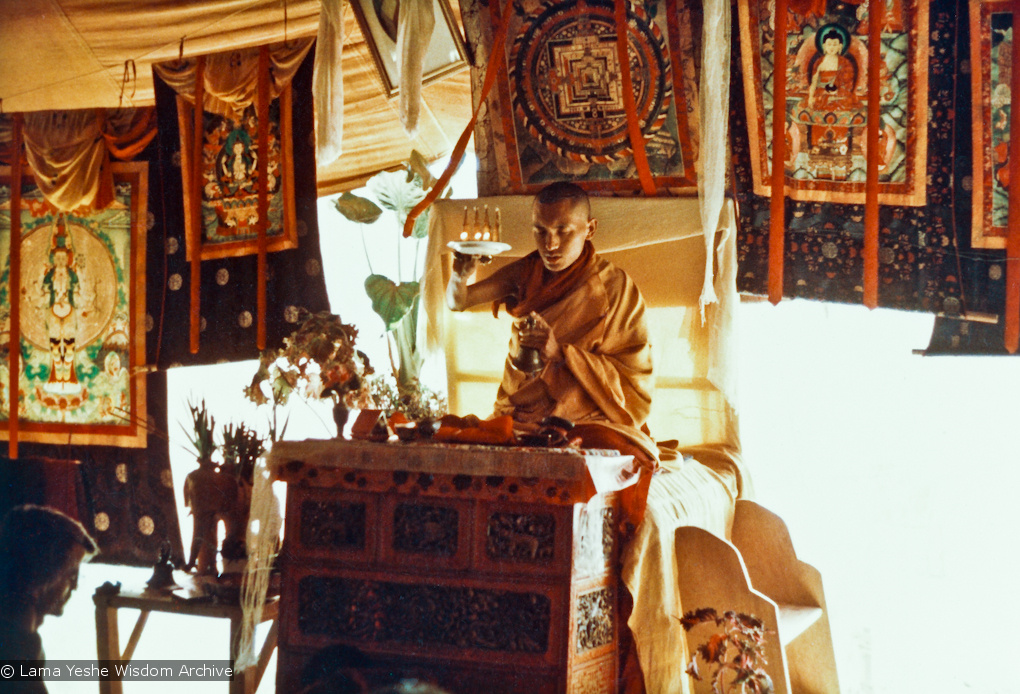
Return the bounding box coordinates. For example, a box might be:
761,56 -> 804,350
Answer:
451,250 -> 491,279
518,312 -> 562,364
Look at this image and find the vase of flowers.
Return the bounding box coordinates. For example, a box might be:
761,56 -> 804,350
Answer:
244,309 -> 374,437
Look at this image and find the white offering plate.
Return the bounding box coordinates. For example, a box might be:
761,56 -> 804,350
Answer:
447,240 -> 512,256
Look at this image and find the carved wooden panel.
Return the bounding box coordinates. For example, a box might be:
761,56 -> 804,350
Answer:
299,499 -> 366,550
393,502 -> 458,555
285,488 -> 378,564
575,501 -> 617,578
379,495 -> 472,570
474,500 -> 573,577
297,574 -> 552,654
575,587 -> 615,653
569,657 -> 617,694
485,511 -> 556,562
275,443 -> 620,694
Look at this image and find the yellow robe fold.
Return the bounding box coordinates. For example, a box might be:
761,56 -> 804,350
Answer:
493,253 -> 659,463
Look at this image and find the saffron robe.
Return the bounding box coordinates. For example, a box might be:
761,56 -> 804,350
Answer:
492,253 -> 659,466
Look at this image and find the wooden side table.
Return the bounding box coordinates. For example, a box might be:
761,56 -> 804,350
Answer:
93,582 -> 279,694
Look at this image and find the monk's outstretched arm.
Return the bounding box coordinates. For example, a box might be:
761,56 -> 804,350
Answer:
446,253 -> 519,311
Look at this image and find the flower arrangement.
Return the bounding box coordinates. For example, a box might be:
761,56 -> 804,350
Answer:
366,373 -> 446,422
680,608 -> 774,694
244,309 -> 375,411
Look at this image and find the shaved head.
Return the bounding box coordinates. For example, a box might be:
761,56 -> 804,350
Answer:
533,182 -> 591,219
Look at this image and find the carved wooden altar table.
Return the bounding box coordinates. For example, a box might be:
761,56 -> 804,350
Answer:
268,438 -> 634,694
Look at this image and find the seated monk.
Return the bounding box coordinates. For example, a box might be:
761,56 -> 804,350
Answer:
447,181 -> 656,693
445,181 -> 658,530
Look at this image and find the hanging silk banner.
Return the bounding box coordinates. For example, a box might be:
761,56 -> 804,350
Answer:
176,87 -> 297,262
469,0 -> 699,195
737,0 -> 929,206
970,0 -> 1013,250
0,162 -> 149,447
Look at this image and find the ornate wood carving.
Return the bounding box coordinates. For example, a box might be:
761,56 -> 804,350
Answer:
393,502 -> 459,556
577,505 -> 615,575
570,658 -> 616,694
299,500 -> 366,550
486,511 -> 556,562
575,587 -> 614,653
297,576 -> 552,654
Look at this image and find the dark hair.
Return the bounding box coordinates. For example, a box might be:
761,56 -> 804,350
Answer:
820,29 -> 845,45
0,505 -> 97,601
534,182 -> 591,218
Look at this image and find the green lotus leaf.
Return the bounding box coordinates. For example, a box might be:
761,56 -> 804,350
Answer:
366,170 -> 427,224
364,275 -> 420,330
410,208 -> 430,240
334,192 -> 383,224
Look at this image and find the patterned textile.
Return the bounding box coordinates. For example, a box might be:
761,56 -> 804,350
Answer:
0,372 -> 185,568
969,0 -> 1011,250
0,166 -> 148,447
469,0 -> 699,195
152,47 -> 330,367
737,0 -> 929,206
733,0 -> 1002,320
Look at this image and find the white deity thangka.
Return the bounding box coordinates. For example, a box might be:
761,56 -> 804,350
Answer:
26,219 -> 98,396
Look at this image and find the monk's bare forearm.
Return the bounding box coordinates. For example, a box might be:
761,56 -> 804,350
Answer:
447,273 -> 471,311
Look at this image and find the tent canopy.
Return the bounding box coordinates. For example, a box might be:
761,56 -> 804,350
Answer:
0,0 -> 472,193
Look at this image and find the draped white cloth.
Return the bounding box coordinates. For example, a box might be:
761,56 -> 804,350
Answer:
313,0 -> 346,165
21,107 -> 154,211
397,0 -> 436,136
153,40 -> 314,117
697,0 -> 732,320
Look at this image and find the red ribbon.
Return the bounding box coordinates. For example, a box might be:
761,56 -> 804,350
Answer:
614,0 -> 657,196
190,56 -> 205,354
403,0 -> 517,237
768,0 -> 788,304
256,46 -> 270,350
8,114 -> 23,459
863,0 -> 884,309
1006,0 -> 1020,352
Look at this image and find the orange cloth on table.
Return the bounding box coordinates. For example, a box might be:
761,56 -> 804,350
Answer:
492,247 -> 658,522
434,414 -> 516,445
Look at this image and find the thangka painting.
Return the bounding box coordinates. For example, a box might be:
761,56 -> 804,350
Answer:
737,0 -> 929,205
474,0 -> 699,194
177,87 -> 297,261
0,162 -> 148,447
970,0 -> 1011,250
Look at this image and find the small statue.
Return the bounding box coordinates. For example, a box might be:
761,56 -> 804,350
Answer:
183,456 -> 242,575
146,541 -> 178,590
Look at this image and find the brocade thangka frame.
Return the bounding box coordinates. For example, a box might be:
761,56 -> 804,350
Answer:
475,0 -> 700,195
176,86 -> 297,262
737,0 -> 929,206
970,0 -> 1011,250
0,161 -> 148,447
